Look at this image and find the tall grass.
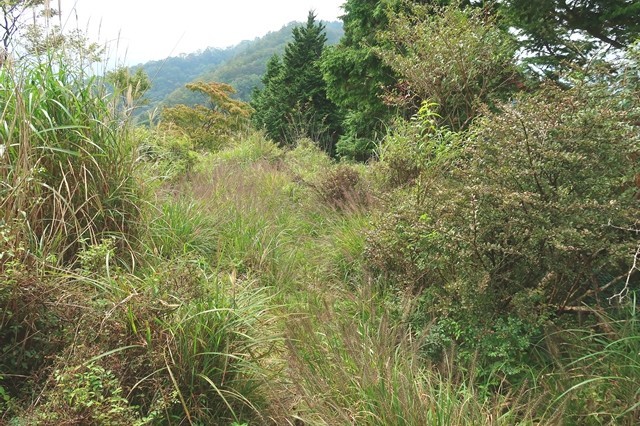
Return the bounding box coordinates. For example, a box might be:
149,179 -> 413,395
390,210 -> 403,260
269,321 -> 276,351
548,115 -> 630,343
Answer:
0,54 -> 146,418
0,56 -> 142,266
155,281 -> 279,424
10,67 -> 639,425
542,295 -> 640,424
286,287 -> 541,425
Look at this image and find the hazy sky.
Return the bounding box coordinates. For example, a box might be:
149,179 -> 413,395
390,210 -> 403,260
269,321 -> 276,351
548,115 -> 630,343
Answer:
62,0 -> 345,65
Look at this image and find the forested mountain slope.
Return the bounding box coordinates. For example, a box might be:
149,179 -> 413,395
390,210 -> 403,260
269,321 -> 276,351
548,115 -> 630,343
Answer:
135,21 -> 342,117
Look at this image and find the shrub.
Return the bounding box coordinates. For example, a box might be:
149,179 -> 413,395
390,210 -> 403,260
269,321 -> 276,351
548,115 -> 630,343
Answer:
135,127 -> 199,182
311,163 -> 370,211
377,2 -> 520,130
22,364 -> 146,425
367,76 -> 640,378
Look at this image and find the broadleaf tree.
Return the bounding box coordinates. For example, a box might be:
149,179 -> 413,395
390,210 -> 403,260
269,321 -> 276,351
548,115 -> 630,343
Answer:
163,81 -> 252,150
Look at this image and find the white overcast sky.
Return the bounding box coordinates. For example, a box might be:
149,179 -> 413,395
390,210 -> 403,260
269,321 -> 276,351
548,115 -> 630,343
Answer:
61,0 -> 344,65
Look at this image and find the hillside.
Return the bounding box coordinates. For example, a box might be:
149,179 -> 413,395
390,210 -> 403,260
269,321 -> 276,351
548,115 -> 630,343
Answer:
135,21 -> 343,117
3,1 -> 639,424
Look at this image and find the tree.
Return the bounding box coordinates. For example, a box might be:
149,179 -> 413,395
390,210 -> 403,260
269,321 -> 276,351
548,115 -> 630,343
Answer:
377,2 -> 518,130
251,54 -> 288,143
252,12 -> 341,154
368,59 -> 640,371
499,0 -> 640,77
1,0 -> 103,68
322,0 -> 487,159
321,0 -> 398,159
0,0 -> 44,55
162,81 -> 252,150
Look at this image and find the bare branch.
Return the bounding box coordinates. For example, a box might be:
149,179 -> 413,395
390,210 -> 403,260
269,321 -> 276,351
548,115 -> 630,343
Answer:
608,243 -> 640,304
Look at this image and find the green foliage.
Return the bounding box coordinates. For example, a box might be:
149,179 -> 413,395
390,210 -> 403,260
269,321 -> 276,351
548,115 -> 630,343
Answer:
106,67 -> 151,111
322,0 -> 398,159
252,12 -> 341,154
5,20 -> 640,424
378,2 -> 519,130
26,364 -> 146,425
499,0 -> 640,77
162,81 -> 252,150
0,57 -> 143,265
367,68 -> 640,378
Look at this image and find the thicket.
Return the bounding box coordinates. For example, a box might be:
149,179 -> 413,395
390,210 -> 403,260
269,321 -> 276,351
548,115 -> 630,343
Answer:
1,1 -> 639,425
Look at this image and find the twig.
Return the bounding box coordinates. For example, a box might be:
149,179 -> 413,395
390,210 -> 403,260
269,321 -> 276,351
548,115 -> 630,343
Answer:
608,243 -> 640,303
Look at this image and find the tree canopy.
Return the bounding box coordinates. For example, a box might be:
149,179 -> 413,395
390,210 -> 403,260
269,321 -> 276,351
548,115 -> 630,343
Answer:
500,0 -> 640,76
162,82 -> 252,150
252,12 -> 341,154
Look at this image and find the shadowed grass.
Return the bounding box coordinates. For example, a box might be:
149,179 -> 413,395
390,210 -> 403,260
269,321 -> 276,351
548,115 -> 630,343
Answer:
285,286 -> 545,425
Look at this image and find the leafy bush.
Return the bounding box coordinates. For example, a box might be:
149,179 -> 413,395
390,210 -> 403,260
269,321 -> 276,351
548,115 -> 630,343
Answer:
377,2 -> 519,130
135,127 -> 200,182
367,77 -> 640,377
23,364 -> 146,425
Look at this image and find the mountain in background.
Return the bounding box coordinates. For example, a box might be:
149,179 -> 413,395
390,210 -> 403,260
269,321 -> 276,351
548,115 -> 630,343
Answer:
135,21 -> 343,118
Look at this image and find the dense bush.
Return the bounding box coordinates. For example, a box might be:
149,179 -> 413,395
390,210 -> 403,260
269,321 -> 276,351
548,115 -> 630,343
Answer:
377,2 -> 520,130
367,77 -> 640,376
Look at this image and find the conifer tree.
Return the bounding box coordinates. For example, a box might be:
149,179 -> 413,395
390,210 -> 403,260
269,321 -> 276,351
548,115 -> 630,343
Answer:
252,12 -> 341,154
321,0 -> 397,160
500,0 -> 640,77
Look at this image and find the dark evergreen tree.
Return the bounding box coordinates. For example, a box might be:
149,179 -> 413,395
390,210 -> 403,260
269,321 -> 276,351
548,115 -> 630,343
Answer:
499,0 -> 640,77
322,0 -> 398,160
251,55 -> 288,143
251,12 -> 341,154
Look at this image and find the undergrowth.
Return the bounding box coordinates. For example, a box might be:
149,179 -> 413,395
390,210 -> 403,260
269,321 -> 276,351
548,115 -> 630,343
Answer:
2,49 -> 639,426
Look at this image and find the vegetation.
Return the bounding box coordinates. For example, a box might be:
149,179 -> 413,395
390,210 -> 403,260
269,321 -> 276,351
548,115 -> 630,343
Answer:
1,2 -> 639,425
252,12 -> 342,154
321,0 -> 398,159
161,81 -> 253,150
135,21 -> 343,120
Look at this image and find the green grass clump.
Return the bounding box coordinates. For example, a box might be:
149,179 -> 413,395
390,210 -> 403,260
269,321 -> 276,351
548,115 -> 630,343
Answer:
0,58 -> 143,266
538,296 -> 640,424
145,197 -> 219,260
